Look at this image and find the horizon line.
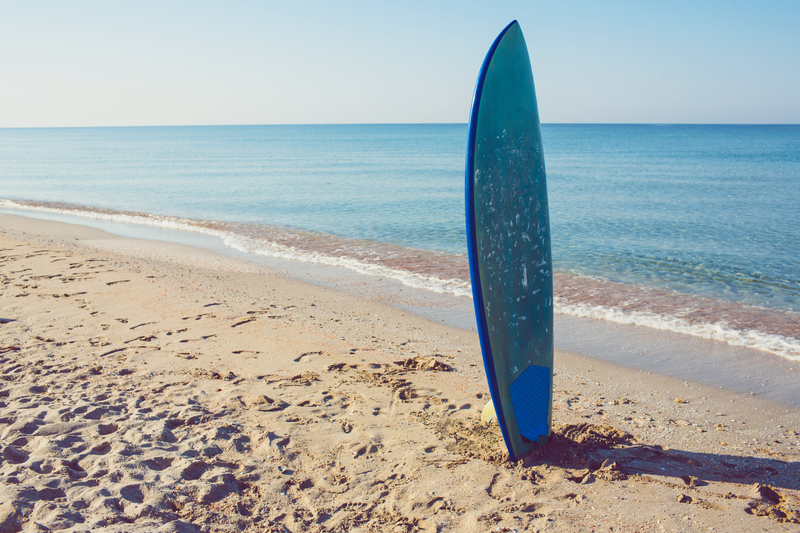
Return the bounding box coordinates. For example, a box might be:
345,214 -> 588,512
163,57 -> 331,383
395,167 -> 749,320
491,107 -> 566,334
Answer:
2,122 -> 799,130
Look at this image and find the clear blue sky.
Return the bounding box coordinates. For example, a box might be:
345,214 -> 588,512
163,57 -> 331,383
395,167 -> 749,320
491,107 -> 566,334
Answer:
2,0 -> 798,127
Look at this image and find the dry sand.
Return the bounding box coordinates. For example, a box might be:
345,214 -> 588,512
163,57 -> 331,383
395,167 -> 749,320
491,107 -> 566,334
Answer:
1,214 -> 798,532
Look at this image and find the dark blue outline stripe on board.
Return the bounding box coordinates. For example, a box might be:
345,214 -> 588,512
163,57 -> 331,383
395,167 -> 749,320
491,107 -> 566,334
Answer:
465,20 -> 519,459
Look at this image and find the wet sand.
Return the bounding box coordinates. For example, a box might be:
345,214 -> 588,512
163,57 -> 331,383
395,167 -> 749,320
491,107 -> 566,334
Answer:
1,214 -> 798,532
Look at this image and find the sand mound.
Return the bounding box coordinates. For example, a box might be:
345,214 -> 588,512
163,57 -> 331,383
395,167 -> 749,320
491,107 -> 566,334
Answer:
393,356 -> 452,372
559,423 -> 635,449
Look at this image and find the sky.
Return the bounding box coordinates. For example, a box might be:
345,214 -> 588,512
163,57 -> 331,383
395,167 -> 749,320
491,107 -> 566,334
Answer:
2,0 -> 799,127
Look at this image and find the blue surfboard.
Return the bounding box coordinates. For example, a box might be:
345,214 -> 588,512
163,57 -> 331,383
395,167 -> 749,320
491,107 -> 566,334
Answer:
465,21 -> 553,460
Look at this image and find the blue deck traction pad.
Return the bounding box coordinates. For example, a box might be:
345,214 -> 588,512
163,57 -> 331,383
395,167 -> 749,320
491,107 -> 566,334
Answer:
509,365 -> 551,442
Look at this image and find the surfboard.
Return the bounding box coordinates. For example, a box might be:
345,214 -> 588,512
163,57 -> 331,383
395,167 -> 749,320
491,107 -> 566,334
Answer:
465,20 -> 553,461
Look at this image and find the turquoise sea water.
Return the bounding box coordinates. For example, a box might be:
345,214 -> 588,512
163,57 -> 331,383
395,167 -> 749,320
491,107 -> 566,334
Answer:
1,124 -> 799,360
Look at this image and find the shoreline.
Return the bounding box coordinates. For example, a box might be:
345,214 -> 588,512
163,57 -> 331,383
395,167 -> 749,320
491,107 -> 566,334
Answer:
2,210 -> 799,408
1,213 -> 798,531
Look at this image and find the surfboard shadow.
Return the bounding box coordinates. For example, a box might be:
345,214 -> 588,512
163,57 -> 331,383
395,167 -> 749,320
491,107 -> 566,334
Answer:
517,422 -> 800,492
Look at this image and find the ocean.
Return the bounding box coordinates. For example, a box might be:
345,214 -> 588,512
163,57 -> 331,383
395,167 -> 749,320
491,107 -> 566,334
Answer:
1,124 -> 799,362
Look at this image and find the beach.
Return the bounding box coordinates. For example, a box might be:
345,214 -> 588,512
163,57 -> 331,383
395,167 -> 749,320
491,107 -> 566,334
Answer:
1,213 -> 798,532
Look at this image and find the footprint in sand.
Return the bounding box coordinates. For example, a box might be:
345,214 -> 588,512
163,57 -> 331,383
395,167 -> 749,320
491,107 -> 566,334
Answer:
353,443 -> 382,458
241,394 -> 289,412
2,444 -> 30,463
97,423 -> 118,436
294,351 -> 325,363
89,442 -> 112,456
181,461 -> 209,481
268,432 -> 291,455
119,484 -> 145,504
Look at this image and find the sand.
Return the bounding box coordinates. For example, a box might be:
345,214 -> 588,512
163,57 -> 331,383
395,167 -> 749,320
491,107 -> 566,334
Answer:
1,214 -> 798,532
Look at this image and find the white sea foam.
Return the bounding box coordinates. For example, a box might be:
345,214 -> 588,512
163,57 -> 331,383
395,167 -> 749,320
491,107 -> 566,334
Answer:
221,233 -> 473,297
0,199 -> 473,298
0,199 -> 232,240
555,297 -> 800,361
